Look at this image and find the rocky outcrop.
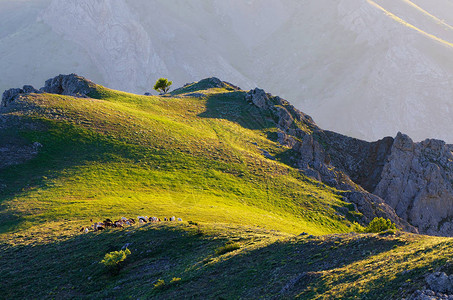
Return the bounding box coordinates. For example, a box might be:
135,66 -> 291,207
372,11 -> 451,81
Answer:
40,74 -> 97,96
426,272 -> 453,294
2,74 -> 98,108
373,133 -> 453,236
245,89 -> 416,232
321,132 -> 394,193
245,86 -> 453,236
2,86 -> 39,107
245,88 -> 269,109
408,289 -> 453,300
407,272 -> 453,299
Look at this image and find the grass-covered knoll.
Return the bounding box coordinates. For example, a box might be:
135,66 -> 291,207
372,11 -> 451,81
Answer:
1,221 -> 452,299
0,82 -> 356,235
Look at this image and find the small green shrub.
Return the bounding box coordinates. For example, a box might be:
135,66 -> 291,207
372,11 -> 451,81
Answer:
352,222 -> 365,232
188,221 -> 203,235
170,277 -> 181,284
153,279 -> 166,290
216,242 -> 240,255
100,248 -> 131,274
364,217 -> 397,233
153,277 -> 181,291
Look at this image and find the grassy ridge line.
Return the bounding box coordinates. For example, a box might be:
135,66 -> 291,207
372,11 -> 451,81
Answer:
0,84 -> 355,234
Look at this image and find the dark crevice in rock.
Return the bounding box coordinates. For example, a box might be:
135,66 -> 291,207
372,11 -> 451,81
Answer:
321,131 -> 394,193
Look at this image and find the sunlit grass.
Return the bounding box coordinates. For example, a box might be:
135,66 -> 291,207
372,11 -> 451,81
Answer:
0,84 -> 354,236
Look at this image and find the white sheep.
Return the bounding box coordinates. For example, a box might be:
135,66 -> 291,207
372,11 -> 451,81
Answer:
177,218 -> 183,221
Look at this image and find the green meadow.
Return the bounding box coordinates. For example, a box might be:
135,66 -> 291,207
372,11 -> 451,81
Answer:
1,80 -> 452,299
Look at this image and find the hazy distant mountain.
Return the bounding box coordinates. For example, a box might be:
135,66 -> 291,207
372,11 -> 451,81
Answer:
2,0 -> 453,143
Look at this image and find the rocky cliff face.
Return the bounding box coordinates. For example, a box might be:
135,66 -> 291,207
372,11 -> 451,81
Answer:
374,133 -> 453,236
246,86 -> 453,236
245,88 -> 417,233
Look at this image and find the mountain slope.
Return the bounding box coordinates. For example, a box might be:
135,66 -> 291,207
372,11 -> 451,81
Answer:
4,1 -> 453,142
2,221 -> 452,299
2,75 -> 453,299
9,74 -> 453,238
0,75 -> 365,236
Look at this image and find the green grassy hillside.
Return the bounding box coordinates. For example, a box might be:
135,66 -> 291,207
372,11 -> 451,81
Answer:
1,221 -> 451,299
2,79 -> 452,299
0,82 -> 357,235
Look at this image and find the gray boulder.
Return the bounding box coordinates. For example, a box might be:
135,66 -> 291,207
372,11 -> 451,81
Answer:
2,88 -> 23,107
40,74 -> 96,97
427,272 -> 453,294
245,88 -> 270,109
22,85 -> 38,94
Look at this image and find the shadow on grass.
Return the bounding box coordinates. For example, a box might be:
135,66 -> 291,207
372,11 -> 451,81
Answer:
198,91 -> 276,131
0,116 -> 168,233
0,223 -> 221,299
0,223 -> 415,299
175,234 -> 409,299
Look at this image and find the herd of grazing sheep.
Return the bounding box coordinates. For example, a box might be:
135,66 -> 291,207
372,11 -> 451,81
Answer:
80,216 -> 183,233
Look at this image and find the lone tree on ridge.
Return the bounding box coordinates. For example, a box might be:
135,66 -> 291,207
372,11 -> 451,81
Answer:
153,78 -> 172,94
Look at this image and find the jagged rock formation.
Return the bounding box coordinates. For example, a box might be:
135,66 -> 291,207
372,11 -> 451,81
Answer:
245,88 -> 416,232
246,86 -> 453,236
374,133 -> 453,236
2,86 -> 38,107
40,73 -> 97,96
1,74 -> 97,107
